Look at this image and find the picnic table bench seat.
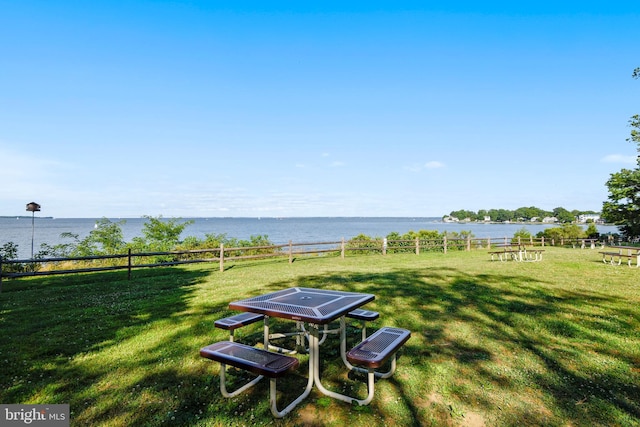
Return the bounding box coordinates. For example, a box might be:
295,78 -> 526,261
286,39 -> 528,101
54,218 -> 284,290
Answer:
347,326 -> 411,370
200,341 -> 303,417
346,308 -> 379,321
214,312 -> 265,342
346,308 -> 379,340
318,326 -> 412,407
214,312 -> 265,331
200,341 -> 298,378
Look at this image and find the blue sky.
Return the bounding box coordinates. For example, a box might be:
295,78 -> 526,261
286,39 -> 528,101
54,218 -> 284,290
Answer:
1,1 -> 638,218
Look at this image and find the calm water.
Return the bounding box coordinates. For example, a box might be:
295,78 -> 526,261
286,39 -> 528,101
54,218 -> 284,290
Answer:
0,216 -> 619,259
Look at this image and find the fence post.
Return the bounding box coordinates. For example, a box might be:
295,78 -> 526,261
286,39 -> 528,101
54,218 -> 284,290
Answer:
341,238 -> 345,259
219,243 -> 224,272
466,235 -> 471,251
487,237 -> 491,249
517,236 -> 521,245
530,235 -> 533,245
127,248 -> 132,280
541,237 -> 545,247
443,235 -> 447,254
415,237 -> 419,255
289,240 -> 293,264
382,238 -> 387,255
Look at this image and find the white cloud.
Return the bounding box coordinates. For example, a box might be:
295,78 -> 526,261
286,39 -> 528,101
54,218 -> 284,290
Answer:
0,146 -> 63,180
403,164 -> 422,173
601,154 -> 636,164
403,160 -> 446,173
425,161 -> 445,169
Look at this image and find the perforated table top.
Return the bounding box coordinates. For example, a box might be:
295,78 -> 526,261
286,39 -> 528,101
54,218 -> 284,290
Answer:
229,287 -> 375,324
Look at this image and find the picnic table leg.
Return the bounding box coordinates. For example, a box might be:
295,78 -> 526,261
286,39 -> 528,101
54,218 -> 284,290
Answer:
268,350 -> 314,418
219,364 -> 264,398
311,323 -> 375,406
264,316 -> 312,354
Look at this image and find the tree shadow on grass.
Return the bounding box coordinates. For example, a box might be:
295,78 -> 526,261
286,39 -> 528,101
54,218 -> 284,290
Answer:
4,264 -> 638,426
0,267 -> 211,402
256,266 -> 640,426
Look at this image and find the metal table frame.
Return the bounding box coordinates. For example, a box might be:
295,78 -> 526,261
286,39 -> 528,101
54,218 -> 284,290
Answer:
228,287 -> 376,415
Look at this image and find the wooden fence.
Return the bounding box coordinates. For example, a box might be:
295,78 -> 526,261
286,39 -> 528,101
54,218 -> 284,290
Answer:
0,236 -> 607,291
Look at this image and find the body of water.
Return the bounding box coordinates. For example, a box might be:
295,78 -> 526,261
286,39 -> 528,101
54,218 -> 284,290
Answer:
0,216 -> 619,259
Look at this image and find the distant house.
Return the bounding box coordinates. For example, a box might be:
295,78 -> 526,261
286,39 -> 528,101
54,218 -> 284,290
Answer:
483,216 -> 491,222
542,217 -> 558,223
578,214 -> 601,223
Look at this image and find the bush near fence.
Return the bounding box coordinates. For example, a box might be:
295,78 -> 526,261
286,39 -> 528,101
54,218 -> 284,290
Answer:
2,235 -> 619,289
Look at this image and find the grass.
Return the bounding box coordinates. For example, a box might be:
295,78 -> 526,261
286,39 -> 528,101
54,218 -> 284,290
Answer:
1,247 -> 639,426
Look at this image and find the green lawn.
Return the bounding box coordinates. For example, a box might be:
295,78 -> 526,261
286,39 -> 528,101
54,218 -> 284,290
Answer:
1,247 -> 639,426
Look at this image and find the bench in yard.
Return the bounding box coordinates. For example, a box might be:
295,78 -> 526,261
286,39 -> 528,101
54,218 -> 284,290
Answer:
344,325 -> 411,388
347,326 -> 411,371
216,312 -> 306,354
488,250 -> 520,261
214,312 -> 265,342
346,308 -> 379,340
200,341 -> 304,418
522,249 -> 545,262
599,251 -> 640,267
488,245 -> 526,261
321,326 -> 411,406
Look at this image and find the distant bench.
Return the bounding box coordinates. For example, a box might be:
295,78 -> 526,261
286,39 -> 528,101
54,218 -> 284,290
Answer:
489,245 -> 544,262
570,239 -> 603,249
599,245 -> 640,267
488,245 -> 524,261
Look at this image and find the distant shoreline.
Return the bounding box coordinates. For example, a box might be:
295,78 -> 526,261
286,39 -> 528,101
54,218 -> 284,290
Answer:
1,216 -> 54,219
0,216 -> 614,226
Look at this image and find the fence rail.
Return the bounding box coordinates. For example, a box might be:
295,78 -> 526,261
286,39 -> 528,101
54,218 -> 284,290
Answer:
0,236 -> 612,290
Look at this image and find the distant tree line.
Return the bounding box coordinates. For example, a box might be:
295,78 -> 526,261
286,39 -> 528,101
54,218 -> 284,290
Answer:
513,223 -> 602,242
446,207 -> 599,223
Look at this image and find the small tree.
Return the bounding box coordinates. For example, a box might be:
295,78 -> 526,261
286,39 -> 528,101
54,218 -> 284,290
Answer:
602,168 -> 640,238
0,242 -> 25,273
585,223 -> 599,239
602,68 -> 640,239
512,227 -> 532,244
126,215 -> 194,264
88,218 -> 126,255
137,215 -> 194,252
